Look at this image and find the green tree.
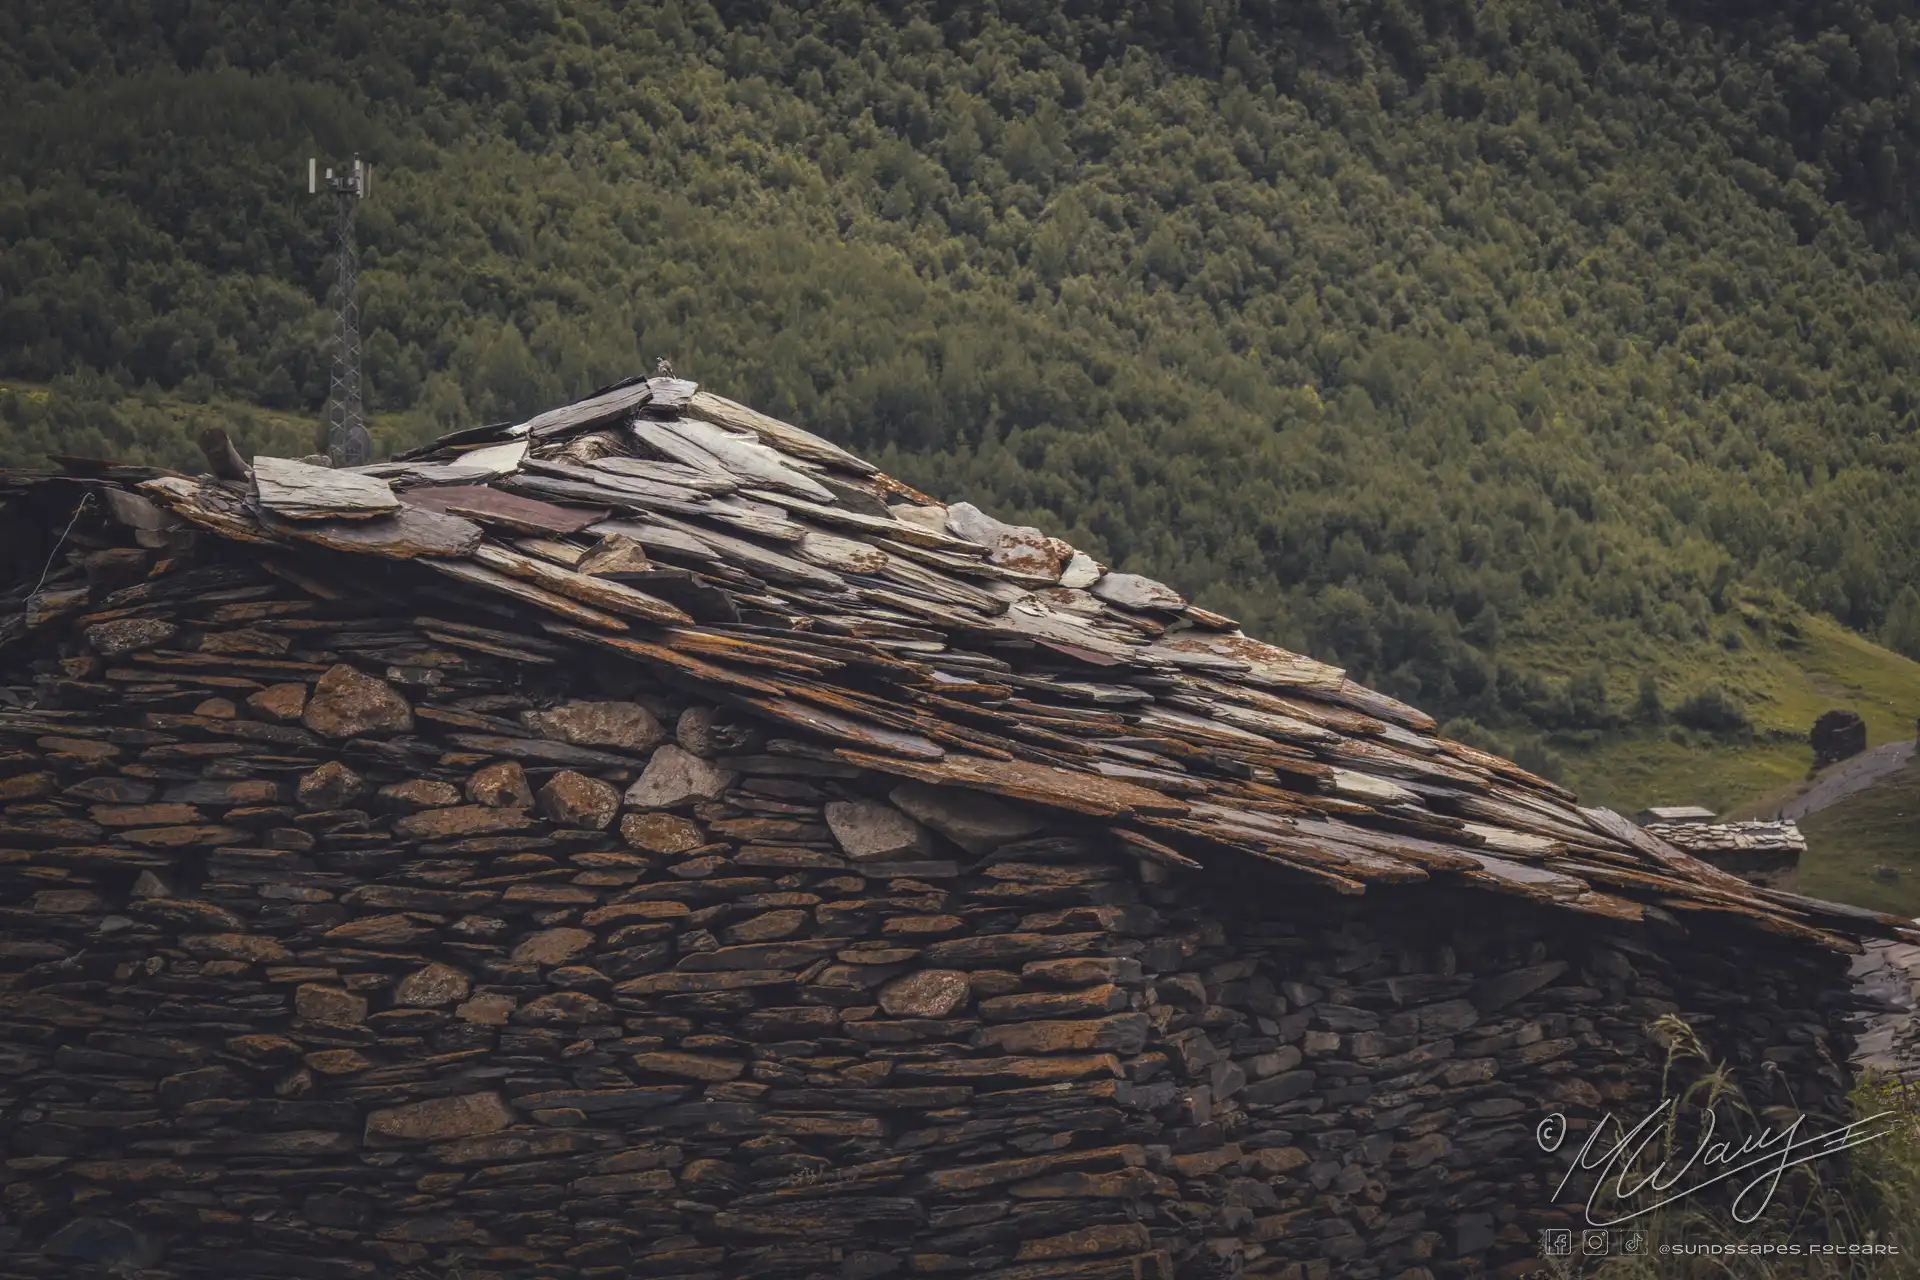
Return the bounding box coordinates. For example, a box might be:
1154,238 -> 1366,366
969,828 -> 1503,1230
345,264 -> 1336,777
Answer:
1882,585 -> 1920,662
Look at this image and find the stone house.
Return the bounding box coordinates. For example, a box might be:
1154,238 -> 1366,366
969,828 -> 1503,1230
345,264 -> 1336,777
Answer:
0,374 -> 1910,1280
1630,805 -> 1715,827
1639,820 -> 1807,891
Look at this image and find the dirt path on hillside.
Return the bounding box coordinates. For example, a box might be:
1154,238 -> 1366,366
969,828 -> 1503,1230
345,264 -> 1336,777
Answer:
1777,740 -> 1915,822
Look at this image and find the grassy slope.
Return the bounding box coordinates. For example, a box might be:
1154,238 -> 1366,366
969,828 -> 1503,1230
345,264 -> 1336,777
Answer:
1519,607 -> 1920,815
1793,759 -> 1920,919
1521,595 -> 1920,917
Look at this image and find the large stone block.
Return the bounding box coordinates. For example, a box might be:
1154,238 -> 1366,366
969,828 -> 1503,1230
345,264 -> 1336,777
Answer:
522,700 -> 664,752
538,769 -> 621,829
888,781 -> 1044,855
877,970 -> 971,1018
625,745 -> 738,809
824,799 -> 930,861
302,664 -> 413,739
365,1093 -> 512,1144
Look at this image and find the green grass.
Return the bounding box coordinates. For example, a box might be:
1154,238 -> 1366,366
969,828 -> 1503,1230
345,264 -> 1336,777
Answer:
0,378 -> 426,472
1539,608 -> 1919,918
1533,609 -> 1920,816
1563,734 -> 1814,820
1795,761 -> 1920,920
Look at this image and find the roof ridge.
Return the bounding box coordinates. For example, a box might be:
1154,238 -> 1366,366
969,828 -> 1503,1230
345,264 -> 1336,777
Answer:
1,372 -> 1909,950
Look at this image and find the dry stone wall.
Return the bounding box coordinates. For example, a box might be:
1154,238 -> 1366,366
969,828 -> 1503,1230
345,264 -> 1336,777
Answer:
0,562 -> 1859,1280
1149,882 -> 1855,1278
1641,821 -> 1806,892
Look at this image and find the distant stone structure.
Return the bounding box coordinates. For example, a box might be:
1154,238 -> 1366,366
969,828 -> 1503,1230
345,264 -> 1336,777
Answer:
1633,804 -> 1715,826
1642,820 -> 1808,892
1811,709 -> 1868,768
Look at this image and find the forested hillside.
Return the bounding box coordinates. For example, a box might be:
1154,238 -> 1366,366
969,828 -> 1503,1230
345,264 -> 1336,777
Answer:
4,0 -> 1920,785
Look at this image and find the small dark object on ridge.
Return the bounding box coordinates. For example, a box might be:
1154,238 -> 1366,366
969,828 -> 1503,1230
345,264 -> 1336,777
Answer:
196,426 -> 250,481
1811,709 -> 1867,768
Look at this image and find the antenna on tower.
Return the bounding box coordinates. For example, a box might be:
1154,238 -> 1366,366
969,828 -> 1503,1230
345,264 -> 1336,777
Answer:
307,153 -> 373,466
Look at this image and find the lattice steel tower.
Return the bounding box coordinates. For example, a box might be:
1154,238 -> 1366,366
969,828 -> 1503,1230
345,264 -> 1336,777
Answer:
308,155 -> 372,466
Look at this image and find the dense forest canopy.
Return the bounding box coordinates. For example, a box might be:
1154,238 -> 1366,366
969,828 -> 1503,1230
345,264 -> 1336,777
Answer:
3,0 -> 1920,763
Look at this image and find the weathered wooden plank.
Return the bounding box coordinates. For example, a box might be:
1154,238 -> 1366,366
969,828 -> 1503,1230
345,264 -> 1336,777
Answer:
591,455 -> 737,494
740,697 -> 946,761
573,533 -> 653,577
685,389 -> 878,475
643,374 -> 701,410
251,456 -> 401,521
519,377 -> 653,439
451,438 -> 531,475
99,488 -> 177,532
588,518 -> 721,563
1145,632 -> 1339,690
507,470 -> 807,543
660,629 -> 844,674
419,628 -> 558,664
398,484 -> 609,536
652,417 -> 838,503
836,751 -> 1189,820
257,506 -> 483,560
643,515 -> 847,590
1325,677 -> 1440,735
468,543 -> 692,625
137,477 -> 279,546
541,623 -> 787,696
523,457 -> 712,505
1090,572 -> 1187,613
1181,675 -> 1387,738
755,491 -> 986,556
356,461 -> 500,486
795,530 -> 890,575
424,558 -> 629,632
511,537 -> 590,567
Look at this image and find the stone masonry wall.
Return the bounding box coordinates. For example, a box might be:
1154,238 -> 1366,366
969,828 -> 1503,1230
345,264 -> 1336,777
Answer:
0,561 -> 1857,1280
1130,880 -> 1856,1278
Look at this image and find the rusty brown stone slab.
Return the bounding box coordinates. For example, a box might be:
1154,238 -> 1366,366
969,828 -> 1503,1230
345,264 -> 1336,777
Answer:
398,484 -> 610,536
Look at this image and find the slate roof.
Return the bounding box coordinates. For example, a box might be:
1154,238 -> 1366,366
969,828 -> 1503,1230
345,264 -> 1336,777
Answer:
1644,821 -> 1808,859
3,373 -> 1911,952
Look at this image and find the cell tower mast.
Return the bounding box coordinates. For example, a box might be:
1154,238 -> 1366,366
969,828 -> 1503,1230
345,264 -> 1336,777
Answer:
308,155 -> 372,466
